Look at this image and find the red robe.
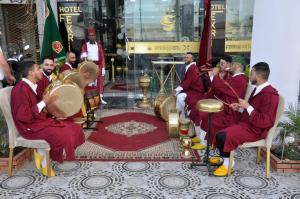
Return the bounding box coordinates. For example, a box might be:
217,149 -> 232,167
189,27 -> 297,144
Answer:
180,63 -> 205,108
219,85 -> 279,152
189,73 -> 248,144
59,63 -> 72,73
11,81 -> 85,162
81,42 -> 105,94
36,73 -> 51,101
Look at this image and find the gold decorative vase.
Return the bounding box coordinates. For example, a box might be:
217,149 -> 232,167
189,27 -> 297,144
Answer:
137,74 -> 152,108
180,136 -> 192,159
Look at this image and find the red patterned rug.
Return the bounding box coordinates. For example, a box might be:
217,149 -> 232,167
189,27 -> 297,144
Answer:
110,83 -> 139,91
88,112 -> 169,151
75,111 -> 200,161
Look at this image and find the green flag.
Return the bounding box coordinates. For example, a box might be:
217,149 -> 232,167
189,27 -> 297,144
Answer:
41,0 -> 65,62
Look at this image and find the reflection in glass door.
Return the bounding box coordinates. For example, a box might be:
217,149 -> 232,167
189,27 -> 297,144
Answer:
124,0 -> 202,104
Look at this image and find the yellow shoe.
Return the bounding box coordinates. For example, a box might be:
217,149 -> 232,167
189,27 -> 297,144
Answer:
213,165 -> 233,177
33,149 -> 43,170
191,137 -> 201,143
41,166 -> 56,177
209,156 -> 221,164
191,143 -> 206,150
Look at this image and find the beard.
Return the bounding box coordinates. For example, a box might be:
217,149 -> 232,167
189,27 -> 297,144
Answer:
89,40 -> 96,44
70,61 -> 76,67
251,79 -> 257,85
43,69 -> 53,76
185,61 -> 191,65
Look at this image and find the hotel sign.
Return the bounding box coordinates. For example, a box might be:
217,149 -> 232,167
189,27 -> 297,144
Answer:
0,0 -> 25,4
127,42 -> 199,54
57,2 -> 83,51
225,40 -> 252,52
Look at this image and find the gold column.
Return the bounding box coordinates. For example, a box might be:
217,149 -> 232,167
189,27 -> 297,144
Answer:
111,57 -> 115,82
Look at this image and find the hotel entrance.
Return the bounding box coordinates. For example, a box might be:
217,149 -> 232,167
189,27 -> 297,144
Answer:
57,0 -> 254,108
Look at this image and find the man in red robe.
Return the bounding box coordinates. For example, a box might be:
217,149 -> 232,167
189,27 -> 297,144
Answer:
190,62 -> 248,150
173,52 -> 205,119
59,52 -> 76,73
11,60 -> 85,177
219,54 -> 232,80
213,62 -> 279,176
36,57 -> 54,100
81,28 -> 107,104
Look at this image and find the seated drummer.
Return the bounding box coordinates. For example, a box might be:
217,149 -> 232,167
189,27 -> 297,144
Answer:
36,57 -> 55,100
189,62 -> 248,150
59,52 -> 76,73
213,62 -> 279,176
11,60 -> 85,177
172,52 -> 205,119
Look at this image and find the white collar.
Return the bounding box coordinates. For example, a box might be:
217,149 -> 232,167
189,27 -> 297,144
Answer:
185,62 -> 195,72
65,62 -> 72,68
88,41 -> 97,45
42,71 -> 52,81
232,72 -> 244,77
254,81 -> 270,96
22,78 -> 37,94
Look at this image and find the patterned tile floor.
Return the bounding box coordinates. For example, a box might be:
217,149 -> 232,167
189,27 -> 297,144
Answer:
0,148 -> 300,199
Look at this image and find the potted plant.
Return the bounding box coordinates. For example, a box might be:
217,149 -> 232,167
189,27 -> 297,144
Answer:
272,104 -> 300,160
262,104 -> 300,173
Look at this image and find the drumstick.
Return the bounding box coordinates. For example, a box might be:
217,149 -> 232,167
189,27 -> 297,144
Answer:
214,95 -> 230,106
224,81 -> 240,99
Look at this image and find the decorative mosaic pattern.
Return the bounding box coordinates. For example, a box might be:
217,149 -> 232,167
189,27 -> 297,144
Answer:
0,170 -> 47,197
224,170 -> 281,196
112,162 -> 160,177
1,151 -> 300,199
105,120 -> 157,137
105,187 -> 165,199
147,170 -> 202,196
53,161 -> 93,177
69,170 -> 124,196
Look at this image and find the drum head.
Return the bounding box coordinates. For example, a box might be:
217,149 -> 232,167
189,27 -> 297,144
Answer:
48,84 -> 83,117
160,96 -> 176,121
63,71 -> 85,89
78,61 -> 99,85
196,99 -> 223,113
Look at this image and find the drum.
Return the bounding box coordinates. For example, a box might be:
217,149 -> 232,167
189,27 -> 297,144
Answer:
45,80 -> 84,118
154,95 -> 176,121
196,99 -> 224,113
60,70 -> 85,89
78,61 -> 99,86
168,109 -> 179,138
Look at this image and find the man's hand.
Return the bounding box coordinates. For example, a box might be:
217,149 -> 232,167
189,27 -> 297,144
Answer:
212,67 -> 220,76
230,103 -> 240,111
43,92 -> 59,105
238,98 -> 250,109
6,74 -> 15,85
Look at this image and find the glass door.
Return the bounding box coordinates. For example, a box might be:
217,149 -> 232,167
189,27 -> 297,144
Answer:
124,0 -> 202,101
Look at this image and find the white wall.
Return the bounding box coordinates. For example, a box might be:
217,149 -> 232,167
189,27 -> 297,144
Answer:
250,0 -> 300,108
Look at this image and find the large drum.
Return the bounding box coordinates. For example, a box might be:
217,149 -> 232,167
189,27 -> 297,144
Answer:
78,61 -> 99,86
59,70 -> 85,89
154,95 -> 176,121
45,80 -> 84,118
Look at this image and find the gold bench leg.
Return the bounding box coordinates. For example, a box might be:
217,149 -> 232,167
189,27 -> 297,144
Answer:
46,149 -> 51,177
8,147 -> 14,176
256,147 -> 261,164
266,147 -> 271,178
228,150 -> 234,176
